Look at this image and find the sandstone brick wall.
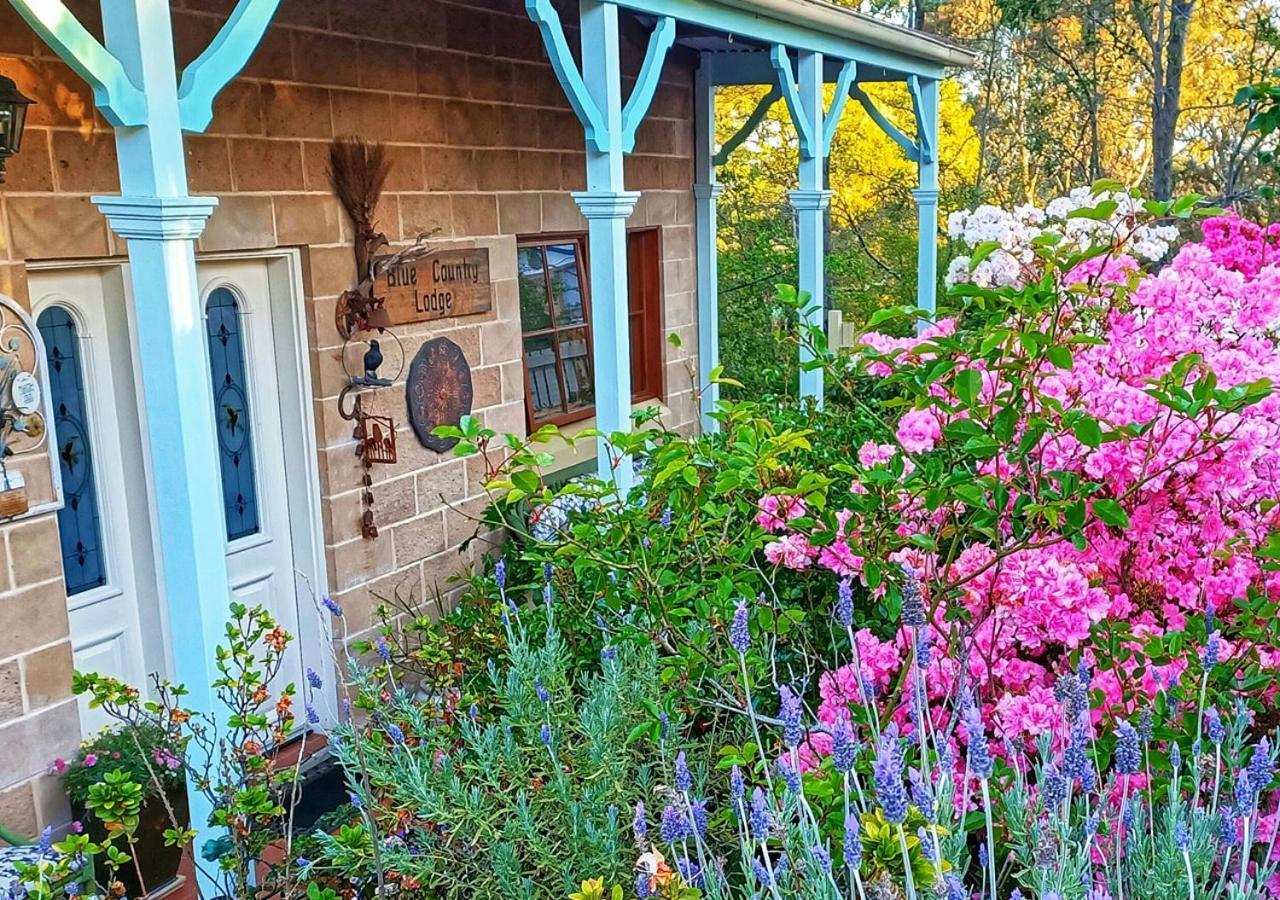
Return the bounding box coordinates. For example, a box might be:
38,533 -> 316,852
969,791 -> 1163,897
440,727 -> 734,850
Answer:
0,0 -> 698,831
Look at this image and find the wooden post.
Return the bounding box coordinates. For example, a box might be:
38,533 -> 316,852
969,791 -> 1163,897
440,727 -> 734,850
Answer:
693,53 -> 723,433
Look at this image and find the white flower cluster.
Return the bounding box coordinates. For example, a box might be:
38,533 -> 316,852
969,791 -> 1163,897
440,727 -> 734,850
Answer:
945,188 -> 1180,289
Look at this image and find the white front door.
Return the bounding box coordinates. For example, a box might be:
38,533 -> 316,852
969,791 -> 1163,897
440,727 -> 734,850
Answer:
31,256 -> 325,733
31,267 -> 158,732
196,259 -> 308,697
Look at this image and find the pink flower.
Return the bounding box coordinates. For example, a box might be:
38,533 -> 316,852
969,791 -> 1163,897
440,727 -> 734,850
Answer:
756,495 -> 807,532
82,753 -> 98,767
764,534 -> 817,570
896,409 -> 941,454
48,758 -> 67,775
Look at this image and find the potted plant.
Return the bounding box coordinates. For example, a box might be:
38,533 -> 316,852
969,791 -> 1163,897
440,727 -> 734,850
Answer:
56,723 -> 189,897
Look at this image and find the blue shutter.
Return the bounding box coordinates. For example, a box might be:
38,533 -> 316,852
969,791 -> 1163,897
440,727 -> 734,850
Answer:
38,307 -> 107,595
205,288 -> 260,540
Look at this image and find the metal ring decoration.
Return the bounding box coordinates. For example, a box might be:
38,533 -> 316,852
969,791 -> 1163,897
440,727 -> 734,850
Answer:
337,384 -> 360,422
341,327 -> 406,385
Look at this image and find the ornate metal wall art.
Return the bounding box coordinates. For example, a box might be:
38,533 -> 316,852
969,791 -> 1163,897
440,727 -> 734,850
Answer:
407,337 -> 473,453
0,294 -> 54,519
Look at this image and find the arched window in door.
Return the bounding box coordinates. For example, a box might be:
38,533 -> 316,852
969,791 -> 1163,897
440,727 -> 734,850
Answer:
205,287 -> 260,540
38,306 -> 106,594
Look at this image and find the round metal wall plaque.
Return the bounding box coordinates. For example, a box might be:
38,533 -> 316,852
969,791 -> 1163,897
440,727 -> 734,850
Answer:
406,336 -> 473,453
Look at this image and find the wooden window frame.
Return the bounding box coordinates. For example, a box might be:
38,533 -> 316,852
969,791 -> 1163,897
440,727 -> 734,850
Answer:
516,228 -> 666,432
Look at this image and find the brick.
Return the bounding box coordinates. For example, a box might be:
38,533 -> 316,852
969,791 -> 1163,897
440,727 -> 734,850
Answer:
560,152 -> 587,192
6,196 -> 108,260
415,459 -> 467,511
0,699 -> 79,787
208,80 -> 264,136
30,773 -> 71,832
305,245 -> 358,298
471,364 -> 502,408
0,59 -> 97,130
389,95 -> 446,144
200,195 -> 276,252
170,10 -> 220,72
540,193 -> 585,232
416,49 -> 469,98
0,660 -> 22,723
330,90 -> 394,144
230,139 -> 304,191
480,318 -> 522,366
512,62 -> 567,108
383,145 -> 427,192
242,26 -> 293,80
0,581 -> 68,664
6,514 -> 60,591
467,57 -> 512,103
185,135 -> 233,194
537,110 -> 584,151
451,194 -> 498,236
500,360 -> 525,404
274,194 -> 344,246
443,495 -> 492,548
328,535 -> 396,593
497,193 -> 541,235
473,150 -> 521,192
359,40 -> 418,93
0,128 -> 54,191
391,512 -> 447,567
0,782 -> 38,840
444,100 -> 499,148
294,31 -> 361,87
276,0 -> 331,28
400,194 -> 453,240
517,151 -> 560,191
425,147 -> 477,191
0,2 -> 34,54
492,17 -> 544,62
262,83 -> 334,139
374,475 -> 420,527
22,641 -> 72,711
661,155 -> 692,190
446,6 -> 493,54
50,129 -> 120,193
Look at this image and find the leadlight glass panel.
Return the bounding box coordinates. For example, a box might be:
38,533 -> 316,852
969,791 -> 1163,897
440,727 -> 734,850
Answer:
38,307 -> 106,595
205,288 -> 260,540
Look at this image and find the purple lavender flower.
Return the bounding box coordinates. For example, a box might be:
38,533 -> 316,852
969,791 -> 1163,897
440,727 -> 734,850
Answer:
729,600 -> 751,655
37,826 -> 52,853
1206,599 -> 1216,632
543,561 -> 553,582
494,558 -> 506,590
751,858 -> 773,888
1206,707 -> 1225,744
777,758 -> 802,795
749,787 -> 771,841
1170,741 -> 1181,773
915,628 -> 932,670
1139,708 -> 1153,743
376,638 -> 392,664
675,856 -> 701,888
978,843 -> 988,868
945,875 -> 966,900
535,678 -> 549,704
690,799 -> 708,837
387,723 -> 405,744
873,731 -> 908,824
660,804 -> 690,843
1249,737 -> 1273,797
659,712 -> 669,741
731,765 -> 746,804
636,872 -> 651,898
1064,721 -> 1091,785
909,767 -> 935,821
1203,630 -> 1221,668
306,703 -> 320,726
811,842 -> 831,872
1115,721 -> 1141,775
349,792 -> 363,809
1220,810 -> 1239,847
835,578 -> 854,629
843,814 -> 862,870
539,723 -> 552,747
675,751 -> 692,793
901,569 -> 925,627
832,715 -> 856,775
306,667 -> 322,691
1235,770 -> 1254,811
1175,821 -> 1191,852
601,646 -> 616,662
779,685 -> 804,748
1042,762 -> 1069,810
962,695 -> 993,780
633,801 -> 647,841
660,506 -> 673,528
321,595 -> 343,618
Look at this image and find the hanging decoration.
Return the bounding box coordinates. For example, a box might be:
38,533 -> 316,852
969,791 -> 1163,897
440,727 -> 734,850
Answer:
0,295 -> 51,518
407,337 -> 473,453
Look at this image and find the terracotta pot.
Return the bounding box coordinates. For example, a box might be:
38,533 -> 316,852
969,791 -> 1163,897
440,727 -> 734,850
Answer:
75,787 -> 190,897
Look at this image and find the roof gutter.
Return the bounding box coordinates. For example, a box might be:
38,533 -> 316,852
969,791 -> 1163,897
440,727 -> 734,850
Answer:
717,0 -> 978,68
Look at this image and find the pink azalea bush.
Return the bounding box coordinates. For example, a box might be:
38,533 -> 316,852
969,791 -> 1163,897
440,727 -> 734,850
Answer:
767,196 -> 1280,750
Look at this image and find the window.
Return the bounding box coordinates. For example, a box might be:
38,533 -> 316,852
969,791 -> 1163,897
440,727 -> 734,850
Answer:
516,229 -> 664,429
38,306 -> 107,595
205,287 -> 260,540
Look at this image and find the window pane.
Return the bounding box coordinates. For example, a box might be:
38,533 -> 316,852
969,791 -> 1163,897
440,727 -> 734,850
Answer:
558,327 -> 594,412
205,288 -> 260,540
524,334 -> 562,420
517,246 -> 552,333
38,307 -> 106,595
546,243 -> 587,327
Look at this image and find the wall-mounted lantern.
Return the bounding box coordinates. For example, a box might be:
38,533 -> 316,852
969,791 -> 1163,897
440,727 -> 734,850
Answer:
0,76 -> 34,184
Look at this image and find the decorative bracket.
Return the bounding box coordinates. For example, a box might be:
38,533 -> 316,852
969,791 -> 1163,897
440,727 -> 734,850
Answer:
713,85 -> 780,167
770,47 -> 855,160
525,0 -> 674,155
907,75 -> 936,164
178,0 -> 282,132
849,83 -> 921,163
620,15 -> 676,152
6,0 -> 147,127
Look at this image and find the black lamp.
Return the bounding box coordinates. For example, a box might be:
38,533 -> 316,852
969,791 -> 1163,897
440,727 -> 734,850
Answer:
0,76 -> 34,184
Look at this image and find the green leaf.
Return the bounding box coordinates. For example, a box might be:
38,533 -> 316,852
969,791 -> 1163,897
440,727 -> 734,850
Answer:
954,369 -> 982,405
1073,417 -> 1102,449
1092,498 -> 1130,528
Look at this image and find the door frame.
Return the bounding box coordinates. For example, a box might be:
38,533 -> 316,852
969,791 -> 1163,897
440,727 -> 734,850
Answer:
26,250 -> 333,705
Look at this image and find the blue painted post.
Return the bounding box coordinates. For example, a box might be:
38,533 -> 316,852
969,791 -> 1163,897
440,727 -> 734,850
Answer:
573,0 -> 639,490
787,50 -> 831,406
693,54 -> 722,433
912,76 -> 940,326
91,1 -> 228,892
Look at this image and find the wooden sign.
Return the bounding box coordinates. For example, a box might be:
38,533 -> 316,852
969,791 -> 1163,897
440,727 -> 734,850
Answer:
375,248 -> 492,325
406,337 -> 473,453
